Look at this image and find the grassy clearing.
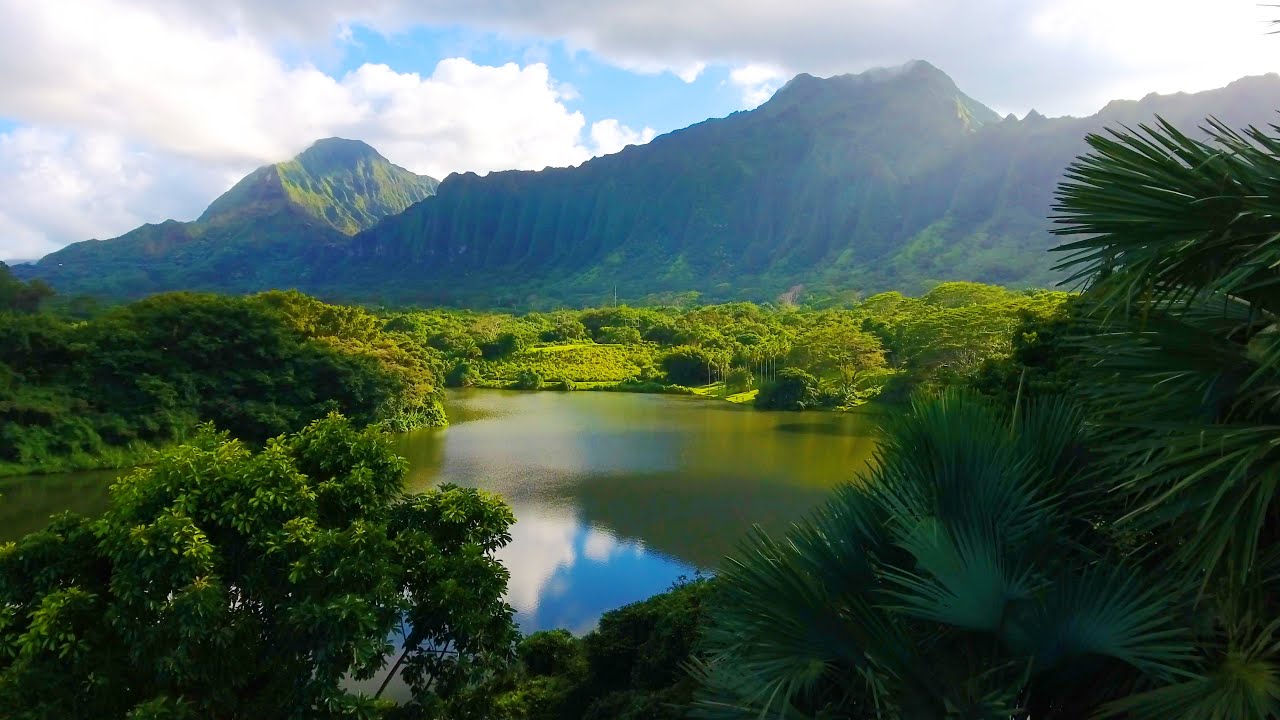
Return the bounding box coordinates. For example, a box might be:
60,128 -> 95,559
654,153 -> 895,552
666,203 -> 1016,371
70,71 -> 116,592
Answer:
523,343 -> 608,353
689,382 -> 758,404
479,343 -> 655,384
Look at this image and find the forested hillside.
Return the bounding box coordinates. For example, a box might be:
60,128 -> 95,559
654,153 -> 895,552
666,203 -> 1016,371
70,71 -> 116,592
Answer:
0,273 -> 446,476
340,67 -> 1280,306
20,64 -> 1280,307
23,139 -> 437,297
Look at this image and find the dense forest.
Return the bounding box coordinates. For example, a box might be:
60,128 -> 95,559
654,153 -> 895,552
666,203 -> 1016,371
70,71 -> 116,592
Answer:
0,265 -> 447,476
385,281 -> 1065,411
0,265 -> 1063,477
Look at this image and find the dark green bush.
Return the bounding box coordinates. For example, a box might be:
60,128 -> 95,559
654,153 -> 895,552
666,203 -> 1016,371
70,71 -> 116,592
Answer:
754,368 -> 820,410
513,369 -> 544,390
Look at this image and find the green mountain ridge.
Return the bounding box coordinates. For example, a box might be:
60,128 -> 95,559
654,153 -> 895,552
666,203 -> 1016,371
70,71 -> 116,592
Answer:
25,138 -> 437,295
22,63 -> 1280,306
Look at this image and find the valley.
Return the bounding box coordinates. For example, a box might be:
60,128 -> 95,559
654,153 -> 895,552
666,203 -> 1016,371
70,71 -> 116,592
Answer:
2,50 -> 1278,720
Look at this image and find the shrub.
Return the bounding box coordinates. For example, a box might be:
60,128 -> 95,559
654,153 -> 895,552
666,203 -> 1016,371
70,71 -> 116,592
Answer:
755,368 -> 820,410
597,326 -> 642,345
660,346 -> 718,386
513,369 -> 543,390
446,359 -> 479,388
724,367 -> 754,392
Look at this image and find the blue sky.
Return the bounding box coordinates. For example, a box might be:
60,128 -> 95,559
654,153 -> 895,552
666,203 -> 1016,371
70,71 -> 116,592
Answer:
332,24 -> 747,141
1,0 -> 1277,260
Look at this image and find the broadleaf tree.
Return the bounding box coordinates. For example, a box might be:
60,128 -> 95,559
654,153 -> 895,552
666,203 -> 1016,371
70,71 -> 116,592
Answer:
0,414 -> 518,720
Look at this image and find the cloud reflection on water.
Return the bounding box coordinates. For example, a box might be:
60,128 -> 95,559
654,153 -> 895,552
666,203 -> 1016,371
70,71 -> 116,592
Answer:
498,498 -> 690,634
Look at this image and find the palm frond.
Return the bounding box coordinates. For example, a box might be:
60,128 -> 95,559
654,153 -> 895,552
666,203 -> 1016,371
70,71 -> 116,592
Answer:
1100,615 -> 1280,720
1003,563 -> 1195,681
1052,117 -> 1280,318
881,519 -> 1041,633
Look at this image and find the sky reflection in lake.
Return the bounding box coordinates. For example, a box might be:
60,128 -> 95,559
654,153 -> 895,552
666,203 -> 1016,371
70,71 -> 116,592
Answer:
394,388 -> 878,634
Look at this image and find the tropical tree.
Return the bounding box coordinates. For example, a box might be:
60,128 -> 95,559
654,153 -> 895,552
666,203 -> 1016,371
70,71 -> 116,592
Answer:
696,392 -> 1191,718
0,263 -> 53,315
787,320 -> 886,387
0,414 -> 518,719
697,113 -> 1280,718
661,346 -> 724,386
753,368 -> 821,411
1050,115 -> 1280,717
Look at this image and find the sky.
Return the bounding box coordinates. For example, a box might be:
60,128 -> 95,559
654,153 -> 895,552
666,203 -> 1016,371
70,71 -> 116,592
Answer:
1,0 -> 1277,260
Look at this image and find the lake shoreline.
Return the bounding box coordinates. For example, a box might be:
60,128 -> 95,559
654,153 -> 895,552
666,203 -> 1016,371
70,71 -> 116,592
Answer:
0,444 -> 157,480
2,385 -> 887,479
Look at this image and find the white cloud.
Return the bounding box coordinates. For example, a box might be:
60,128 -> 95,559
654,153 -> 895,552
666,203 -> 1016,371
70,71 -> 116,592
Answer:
589,119 -> 657,156
106,0 -> 1280,116
0,129 -> 231,259
729,64 -> 787,108
675,62 -> 708,84
0,0 -> 656,258
2,0 -> 1276,258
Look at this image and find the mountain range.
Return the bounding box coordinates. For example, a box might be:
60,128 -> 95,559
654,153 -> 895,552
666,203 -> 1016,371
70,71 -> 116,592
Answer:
20,138 -> 437,298
19,61 -> 1280,307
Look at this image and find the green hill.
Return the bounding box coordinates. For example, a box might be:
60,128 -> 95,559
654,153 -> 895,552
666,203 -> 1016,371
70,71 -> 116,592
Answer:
22,64 -> 1280,306
333,65 -> 1280,307
25,138 -> 437,296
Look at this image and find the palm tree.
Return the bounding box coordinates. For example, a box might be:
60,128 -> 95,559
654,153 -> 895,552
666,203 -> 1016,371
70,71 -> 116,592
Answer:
694,392 -> 1193,718
694,117 -> 1280,718
1050,116 -> 1280,717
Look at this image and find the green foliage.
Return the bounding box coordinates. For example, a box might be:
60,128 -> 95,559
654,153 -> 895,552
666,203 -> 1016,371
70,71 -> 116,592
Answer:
661,346 -> 724,386
969,295 -> 1092,404
380,284 -> 1059,408
597,326 -> 642,345
446,359 -> 480,388
695,393 -> 1192,718
0,263 -> 53,314
481,344 -> 654,386
0,414 -> 517,719
500,578 -> 713,720
723,368 -> 754,393
1049,115 -> 1280,717
754,368 -> 820,411
512,369 -> 544,391
482,332 -> 527,360
699,109 -> 1280,720
0,291 -> 445,475
519,630 -> 588,679
539,314 -> 589,343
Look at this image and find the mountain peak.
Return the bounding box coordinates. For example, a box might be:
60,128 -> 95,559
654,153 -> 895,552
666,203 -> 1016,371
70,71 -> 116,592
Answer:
197,139 -> 438,234
294,137 -> 385,172
773,60 -> 955,101
765,59 -> 997,131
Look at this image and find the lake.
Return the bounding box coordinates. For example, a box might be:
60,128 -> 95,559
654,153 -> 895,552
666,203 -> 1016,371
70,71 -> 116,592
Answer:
0,389 -> 879,635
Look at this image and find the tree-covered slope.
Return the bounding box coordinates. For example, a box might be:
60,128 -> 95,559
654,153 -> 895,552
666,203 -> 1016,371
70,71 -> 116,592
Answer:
24,138 -> 437,296
333,64 -> 1280,306
341,61 -> 1009,305
21,64 -> 1280,306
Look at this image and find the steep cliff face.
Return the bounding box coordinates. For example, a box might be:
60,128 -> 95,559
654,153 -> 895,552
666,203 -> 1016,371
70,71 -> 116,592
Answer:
343,61 -> 1010,304
21,65 -> 1280,306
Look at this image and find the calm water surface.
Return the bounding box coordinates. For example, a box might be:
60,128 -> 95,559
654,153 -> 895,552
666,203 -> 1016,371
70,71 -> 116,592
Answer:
1,389 -> 879,635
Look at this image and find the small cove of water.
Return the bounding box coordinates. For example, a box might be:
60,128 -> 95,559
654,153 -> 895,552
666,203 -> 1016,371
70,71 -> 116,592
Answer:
1,389 -> 880,636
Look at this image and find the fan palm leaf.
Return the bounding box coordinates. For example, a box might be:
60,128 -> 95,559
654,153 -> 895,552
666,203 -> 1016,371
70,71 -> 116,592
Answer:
695,393 -> 1194,719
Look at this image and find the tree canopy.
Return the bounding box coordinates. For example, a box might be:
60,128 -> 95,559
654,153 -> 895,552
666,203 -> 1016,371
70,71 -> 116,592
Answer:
0,414 -> 517,719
